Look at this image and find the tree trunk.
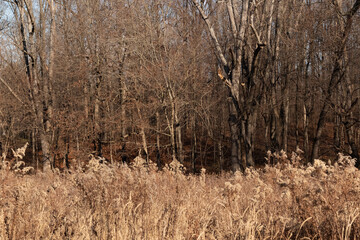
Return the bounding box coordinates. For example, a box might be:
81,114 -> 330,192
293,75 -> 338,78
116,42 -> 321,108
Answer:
16,0 -> 52,171
156,111 -> 161,168
45,0 -> 56,167
334,90 -> 341,150
242,110 -> 257,167
118,41 -> 127,139
303,105 -> 310,161
166,109 -> 177,162
311,0 -> 360,162
93,73 -> 103,156
229,103 -> 241,171
135,101 -> 148,162
120,82 -> 127,138
191,109 -> 197,172
174,105 -> 184,164
281,74 -> 289,152
295,77 -> 299,150
270,0 -> 282,152
342,49 -> 359,166
345,122 -> 360,166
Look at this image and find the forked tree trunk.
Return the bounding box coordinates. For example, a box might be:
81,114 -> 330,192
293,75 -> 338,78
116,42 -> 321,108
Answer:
193,0 -> 268,170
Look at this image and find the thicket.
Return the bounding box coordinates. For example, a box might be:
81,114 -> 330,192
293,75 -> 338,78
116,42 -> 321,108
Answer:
0,152 -> 359,239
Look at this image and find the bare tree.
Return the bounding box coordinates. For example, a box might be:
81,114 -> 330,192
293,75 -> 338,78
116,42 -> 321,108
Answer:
311,0 -> 360,162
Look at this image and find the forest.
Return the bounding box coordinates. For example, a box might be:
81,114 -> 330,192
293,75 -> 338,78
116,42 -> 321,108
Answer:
0,0 -> 359,172
0,0 -> 360,239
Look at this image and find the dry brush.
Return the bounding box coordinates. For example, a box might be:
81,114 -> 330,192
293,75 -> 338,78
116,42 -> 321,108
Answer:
0,153 -> 359,239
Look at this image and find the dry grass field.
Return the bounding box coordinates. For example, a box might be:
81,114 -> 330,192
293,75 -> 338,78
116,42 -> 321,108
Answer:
0,152 -> 360,239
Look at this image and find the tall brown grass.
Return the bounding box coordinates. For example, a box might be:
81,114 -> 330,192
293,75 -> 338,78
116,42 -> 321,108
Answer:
0,152 -> 359,239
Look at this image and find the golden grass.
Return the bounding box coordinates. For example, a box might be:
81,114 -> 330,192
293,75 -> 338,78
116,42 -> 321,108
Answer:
0,153 -> 360,239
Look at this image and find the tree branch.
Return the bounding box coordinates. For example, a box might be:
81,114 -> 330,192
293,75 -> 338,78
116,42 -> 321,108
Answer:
192,0 -> 228,68
0,77 -> 24,104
